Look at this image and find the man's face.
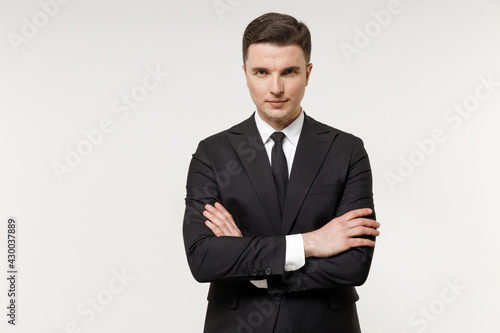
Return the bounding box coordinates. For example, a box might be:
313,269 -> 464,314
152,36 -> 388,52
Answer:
243,43 -> 312,130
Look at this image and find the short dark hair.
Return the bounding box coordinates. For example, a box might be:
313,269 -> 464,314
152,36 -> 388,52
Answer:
242,12 -> 311,64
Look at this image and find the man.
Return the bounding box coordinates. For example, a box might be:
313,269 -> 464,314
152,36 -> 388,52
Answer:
183,12 -> 380,333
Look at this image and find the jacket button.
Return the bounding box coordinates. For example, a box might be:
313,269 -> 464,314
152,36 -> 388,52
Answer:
258,268 -> 264,275
244,270 -> 249,277
265,268 -> 272,275
301,284 -> 308,291
251,269 -> 258,276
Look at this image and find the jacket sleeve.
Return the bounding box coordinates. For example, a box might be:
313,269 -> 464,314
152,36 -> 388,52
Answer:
268,136 -> 376,293
182,140 -> 287,283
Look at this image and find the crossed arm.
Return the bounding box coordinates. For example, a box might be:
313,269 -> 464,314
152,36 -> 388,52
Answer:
204,203 -> 380,259
184,136 -> 380,290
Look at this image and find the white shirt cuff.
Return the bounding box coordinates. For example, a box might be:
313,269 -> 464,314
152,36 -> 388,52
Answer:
284,234 -> 305,271
250,280 -> 268,288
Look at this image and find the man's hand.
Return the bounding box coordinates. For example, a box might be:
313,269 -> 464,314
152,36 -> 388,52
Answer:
302,208 -> 379,258
204,203 -> 379,257
203,202 -> 243,237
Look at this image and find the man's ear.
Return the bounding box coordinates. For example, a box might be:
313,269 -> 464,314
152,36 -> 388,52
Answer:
305,63 -> 313,86
242,64 -> 248,87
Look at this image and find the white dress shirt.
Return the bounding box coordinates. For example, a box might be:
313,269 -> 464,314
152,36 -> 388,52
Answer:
250,110 -> 306,288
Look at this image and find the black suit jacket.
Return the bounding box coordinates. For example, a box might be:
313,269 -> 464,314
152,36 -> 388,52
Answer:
183,113 -> 376,333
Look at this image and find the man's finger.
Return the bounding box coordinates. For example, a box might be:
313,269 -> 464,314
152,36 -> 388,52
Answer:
206,204 -> 233,227
211,203 -> 239,233
214,202 -> 233,220
205,221 -> 223,237
347,218 -> 380,229
347,226 -> 380,238
348,238 -> 376,248
205,204 -> 225,221
341,208 -> 373,221
203,210 -> 231,235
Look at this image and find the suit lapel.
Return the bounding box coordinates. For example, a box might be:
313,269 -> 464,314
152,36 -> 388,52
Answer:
281,114 -> 338,234
225,115 -> 282,234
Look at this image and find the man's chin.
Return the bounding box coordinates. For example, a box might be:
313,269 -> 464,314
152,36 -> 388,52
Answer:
261,109 -> 295,121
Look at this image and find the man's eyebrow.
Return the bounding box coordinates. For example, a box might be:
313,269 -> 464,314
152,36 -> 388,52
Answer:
251,67 -> 268,72
250,66 -> 301,72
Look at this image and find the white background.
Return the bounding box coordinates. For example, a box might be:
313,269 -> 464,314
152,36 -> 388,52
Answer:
1,0 -> 499,332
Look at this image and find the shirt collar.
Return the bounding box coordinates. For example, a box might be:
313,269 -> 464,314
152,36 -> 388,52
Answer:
254,109 -> 304,147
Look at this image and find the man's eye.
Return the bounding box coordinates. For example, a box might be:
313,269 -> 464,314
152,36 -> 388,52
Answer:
283,69 -> 296,75
255,71 -> 267,76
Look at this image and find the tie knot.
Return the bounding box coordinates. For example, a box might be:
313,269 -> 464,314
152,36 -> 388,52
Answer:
271,132 -> 286,143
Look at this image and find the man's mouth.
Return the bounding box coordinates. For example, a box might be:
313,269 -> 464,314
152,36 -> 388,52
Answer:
268,100 -> 287,107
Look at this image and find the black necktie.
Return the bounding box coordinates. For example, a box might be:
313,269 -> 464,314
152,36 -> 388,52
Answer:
270,132 -> 288,217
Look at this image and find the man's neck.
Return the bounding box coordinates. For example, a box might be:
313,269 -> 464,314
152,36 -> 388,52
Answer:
256,108 -> 302,131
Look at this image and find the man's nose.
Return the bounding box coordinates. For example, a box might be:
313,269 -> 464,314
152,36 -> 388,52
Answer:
270,75 -> 284,95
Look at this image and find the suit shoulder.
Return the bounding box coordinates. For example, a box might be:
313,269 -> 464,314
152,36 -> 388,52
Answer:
198,115 -> 254,146
192,115 -> 255,162
199,128 -> 231,145
306,114 -> 365,145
